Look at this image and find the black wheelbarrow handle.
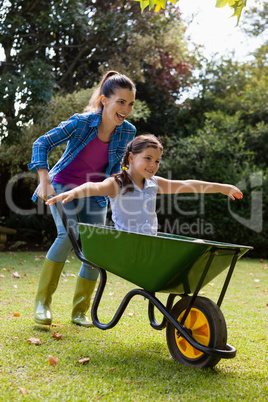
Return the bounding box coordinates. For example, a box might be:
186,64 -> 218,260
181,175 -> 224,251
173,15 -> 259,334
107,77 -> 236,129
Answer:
47,195 -> 98,267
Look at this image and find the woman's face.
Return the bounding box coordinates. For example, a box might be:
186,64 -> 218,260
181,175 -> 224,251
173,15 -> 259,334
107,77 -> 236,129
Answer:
101,88 -> 135,126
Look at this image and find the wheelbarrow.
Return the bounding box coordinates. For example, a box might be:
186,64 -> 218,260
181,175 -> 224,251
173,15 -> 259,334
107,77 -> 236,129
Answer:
55,200 -> 252,368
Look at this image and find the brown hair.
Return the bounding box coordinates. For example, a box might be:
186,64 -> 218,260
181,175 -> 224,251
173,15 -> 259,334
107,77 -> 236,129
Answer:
114,134 -> 163,195
84,71 -> 136,113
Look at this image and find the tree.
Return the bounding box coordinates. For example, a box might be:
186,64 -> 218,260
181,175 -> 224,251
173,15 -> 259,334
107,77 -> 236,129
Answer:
155,40 -> 268,255
0,0 -> 193,144
242,0 -> 268,36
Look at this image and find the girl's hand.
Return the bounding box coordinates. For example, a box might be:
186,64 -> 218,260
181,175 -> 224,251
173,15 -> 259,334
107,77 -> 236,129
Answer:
222,185 -> 243,200
45,190 -> 75,206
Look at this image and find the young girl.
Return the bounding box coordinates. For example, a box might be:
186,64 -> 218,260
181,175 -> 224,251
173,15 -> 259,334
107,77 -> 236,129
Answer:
29,71 -> 136,327
46,134 -> 243,237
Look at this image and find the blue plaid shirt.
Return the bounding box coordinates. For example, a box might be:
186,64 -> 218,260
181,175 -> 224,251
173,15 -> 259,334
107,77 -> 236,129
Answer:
28,109 -> 136,206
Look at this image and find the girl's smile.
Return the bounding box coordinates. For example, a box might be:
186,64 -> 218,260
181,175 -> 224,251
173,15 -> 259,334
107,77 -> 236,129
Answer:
128,147 -> 162,186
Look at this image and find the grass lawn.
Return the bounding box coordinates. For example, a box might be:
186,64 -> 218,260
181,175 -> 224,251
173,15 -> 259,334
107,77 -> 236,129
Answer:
0,251 -> 267,401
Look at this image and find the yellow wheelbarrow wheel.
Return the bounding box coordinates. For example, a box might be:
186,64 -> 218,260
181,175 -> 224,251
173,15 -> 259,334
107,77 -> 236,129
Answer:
166,296 -> 227,368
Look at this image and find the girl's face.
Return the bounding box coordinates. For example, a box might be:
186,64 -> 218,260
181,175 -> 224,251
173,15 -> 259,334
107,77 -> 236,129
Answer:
101,88 -> 135,127
129,147 -> 162,180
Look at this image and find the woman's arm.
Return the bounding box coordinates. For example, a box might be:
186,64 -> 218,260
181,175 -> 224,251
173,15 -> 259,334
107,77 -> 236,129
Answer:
28,114 -> 79,173
36,169 -> 56,201
46,177 -> 119,206
156,177 -> 243,200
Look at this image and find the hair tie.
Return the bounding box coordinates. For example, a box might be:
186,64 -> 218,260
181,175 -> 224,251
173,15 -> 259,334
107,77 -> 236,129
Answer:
122,166 -> 128,171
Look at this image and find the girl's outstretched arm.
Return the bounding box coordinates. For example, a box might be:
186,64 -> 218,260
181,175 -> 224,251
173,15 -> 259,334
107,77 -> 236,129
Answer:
45,177 -> 119,206
156,177 -> 243,200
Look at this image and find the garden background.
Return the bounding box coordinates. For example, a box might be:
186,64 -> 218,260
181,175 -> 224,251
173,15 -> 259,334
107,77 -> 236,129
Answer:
0,0 -> 267,256
0,2 -> 267,400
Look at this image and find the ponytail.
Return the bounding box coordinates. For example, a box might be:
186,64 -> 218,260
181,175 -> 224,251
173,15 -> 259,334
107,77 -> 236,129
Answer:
114,144 -> 134,194
84,70 -> 136,113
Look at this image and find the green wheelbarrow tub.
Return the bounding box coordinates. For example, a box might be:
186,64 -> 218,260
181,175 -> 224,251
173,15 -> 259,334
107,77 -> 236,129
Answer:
79,224 -> 252,294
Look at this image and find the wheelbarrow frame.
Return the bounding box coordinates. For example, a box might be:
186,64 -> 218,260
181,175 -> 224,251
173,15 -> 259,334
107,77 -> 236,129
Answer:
55,199 -> 251,361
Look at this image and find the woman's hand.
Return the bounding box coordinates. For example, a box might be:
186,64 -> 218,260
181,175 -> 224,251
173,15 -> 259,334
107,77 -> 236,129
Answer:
46,190 -> 76,206
36,182 -> 56,201
36,169 -> 56,201
221,185 -> 243,200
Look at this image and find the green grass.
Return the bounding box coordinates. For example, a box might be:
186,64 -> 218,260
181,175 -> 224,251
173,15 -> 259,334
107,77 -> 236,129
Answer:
0,251 -> 267,401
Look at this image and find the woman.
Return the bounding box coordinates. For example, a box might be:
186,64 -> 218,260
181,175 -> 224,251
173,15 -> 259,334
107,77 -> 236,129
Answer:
29,71 -> 136,327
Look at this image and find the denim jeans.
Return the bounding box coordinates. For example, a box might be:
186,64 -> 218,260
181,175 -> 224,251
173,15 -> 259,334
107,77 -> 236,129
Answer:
47,183 -> 107,280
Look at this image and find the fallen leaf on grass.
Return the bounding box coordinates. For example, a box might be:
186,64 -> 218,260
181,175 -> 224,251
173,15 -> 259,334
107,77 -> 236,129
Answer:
78,357 -> 91,364
49,355 -> 59,366
19,388 -> 27,395
52,332 -> 62,340
13,313 -> 20,317
96,394 -> 107,401
0,274 -> 5,278
27,337 -> 42,345
12,272 -> 20,278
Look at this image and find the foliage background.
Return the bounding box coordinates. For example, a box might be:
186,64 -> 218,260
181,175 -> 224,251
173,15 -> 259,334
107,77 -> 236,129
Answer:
0,0 -> 267,256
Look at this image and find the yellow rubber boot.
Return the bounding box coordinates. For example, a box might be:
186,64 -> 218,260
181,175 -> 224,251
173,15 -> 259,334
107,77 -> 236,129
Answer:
34,258 -> 64,325
71,276 -> 97,328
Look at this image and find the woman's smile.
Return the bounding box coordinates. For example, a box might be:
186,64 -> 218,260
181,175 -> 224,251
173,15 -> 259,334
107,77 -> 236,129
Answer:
116,112 -> 126,122
102,88 -> 135,127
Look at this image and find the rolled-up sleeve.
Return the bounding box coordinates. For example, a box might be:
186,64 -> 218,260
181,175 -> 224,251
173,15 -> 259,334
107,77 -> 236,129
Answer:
28,114 -> 79,172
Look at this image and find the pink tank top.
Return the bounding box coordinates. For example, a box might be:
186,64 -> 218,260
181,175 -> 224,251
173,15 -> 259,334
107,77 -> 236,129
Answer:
54,136 -> 110,187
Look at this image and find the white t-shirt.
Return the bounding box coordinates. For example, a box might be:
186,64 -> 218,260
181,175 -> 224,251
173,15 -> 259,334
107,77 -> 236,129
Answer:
109,176 -> 158,236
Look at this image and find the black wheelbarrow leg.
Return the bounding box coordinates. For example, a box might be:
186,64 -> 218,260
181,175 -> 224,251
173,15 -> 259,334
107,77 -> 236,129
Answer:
179,250 -> 217,326
148,293 -> 177,330
217,251 -> 240,308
